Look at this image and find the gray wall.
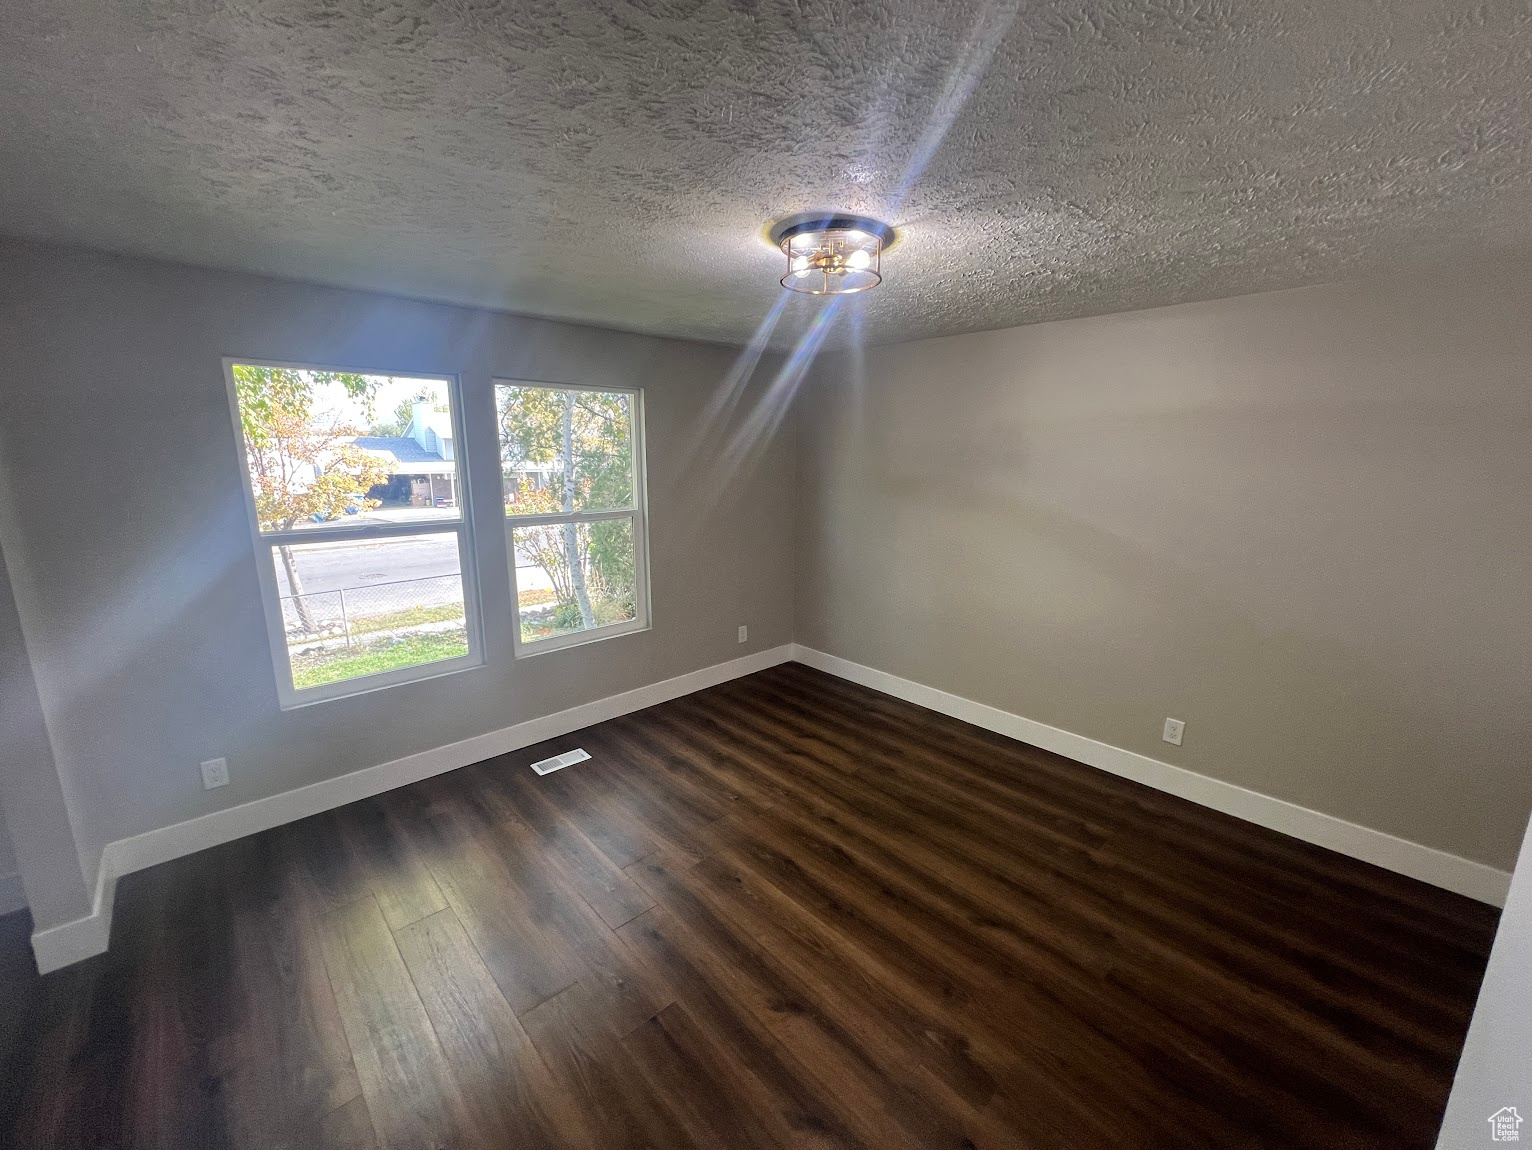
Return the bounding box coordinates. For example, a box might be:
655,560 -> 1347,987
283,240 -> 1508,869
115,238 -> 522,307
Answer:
795,264 -> 1532,871
4,232 -> 1528,936
0,239 -> 794,916
0,815 -> 18,913
0,540 -> 92,925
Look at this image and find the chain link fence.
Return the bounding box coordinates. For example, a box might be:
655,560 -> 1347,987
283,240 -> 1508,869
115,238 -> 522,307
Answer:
281,573 -> 465,650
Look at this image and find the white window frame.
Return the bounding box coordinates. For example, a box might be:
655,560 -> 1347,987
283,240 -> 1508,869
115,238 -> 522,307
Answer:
496,379 -> 652,658
222,357 -> 484,708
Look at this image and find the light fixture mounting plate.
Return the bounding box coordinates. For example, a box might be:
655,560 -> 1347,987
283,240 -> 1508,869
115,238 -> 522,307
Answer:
769,213 -> 897,250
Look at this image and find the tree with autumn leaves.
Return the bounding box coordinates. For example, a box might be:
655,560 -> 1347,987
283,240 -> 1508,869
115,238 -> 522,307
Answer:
497,386 -> 635,631
232,364 -> 389,631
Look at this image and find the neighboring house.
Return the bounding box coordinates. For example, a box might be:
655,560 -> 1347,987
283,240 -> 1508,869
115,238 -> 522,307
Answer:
502,459 -> 561,506
350,400 -> 462,508
351,399 -> 562,509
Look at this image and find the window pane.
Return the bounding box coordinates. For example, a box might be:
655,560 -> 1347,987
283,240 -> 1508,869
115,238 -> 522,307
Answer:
514,517 -> 637,645
231,365 -> 462,533
272,535 -> 468,689
496,385 -> 635,516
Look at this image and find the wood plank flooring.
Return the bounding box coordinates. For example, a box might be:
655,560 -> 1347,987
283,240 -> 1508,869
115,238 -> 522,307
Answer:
0,663 -> 1499,1148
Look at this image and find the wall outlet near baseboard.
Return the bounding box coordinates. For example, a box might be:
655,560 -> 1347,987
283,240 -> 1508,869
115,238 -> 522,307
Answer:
1162,718 -> 1185,746
738,625 -> 748,644
200,757 -> 230,789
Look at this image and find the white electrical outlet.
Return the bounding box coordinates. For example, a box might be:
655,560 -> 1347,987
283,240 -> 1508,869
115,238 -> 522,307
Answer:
200,757 -> 230,789
1162,718 -> 1185,746
738,625 -> 748,644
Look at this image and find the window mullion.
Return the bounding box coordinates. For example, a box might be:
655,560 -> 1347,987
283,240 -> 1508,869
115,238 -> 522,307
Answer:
502,508 -> 635,528
262,520 -> 464,547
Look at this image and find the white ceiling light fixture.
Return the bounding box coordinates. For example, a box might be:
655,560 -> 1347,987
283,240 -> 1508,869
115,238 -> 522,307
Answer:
772,214 -> 896,296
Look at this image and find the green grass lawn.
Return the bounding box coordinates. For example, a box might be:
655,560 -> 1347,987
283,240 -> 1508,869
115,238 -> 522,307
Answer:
343,602 -> 465,637
291,629 -> 470,689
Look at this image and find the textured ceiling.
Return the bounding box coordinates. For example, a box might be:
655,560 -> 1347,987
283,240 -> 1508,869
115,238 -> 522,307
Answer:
3,0 -> 1530,348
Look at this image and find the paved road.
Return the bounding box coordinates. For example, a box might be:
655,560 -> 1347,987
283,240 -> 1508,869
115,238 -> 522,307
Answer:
273,534 -> 551,604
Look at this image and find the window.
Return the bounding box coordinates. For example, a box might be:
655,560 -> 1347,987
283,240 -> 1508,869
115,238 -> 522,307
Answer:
225,361 -> 481,705
496,382 -> 649,653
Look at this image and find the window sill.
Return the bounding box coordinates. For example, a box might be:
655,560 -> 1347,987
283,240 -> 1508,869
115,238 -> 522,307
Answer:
277,651 -> 485,710
512,618 -> 650,659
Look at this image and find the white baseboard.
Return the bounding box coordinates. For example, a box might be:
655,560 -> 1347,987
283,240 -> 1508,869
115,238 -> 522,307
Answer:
31,644 -> 794,972
0,872 -> 26,917
790,644 -> 1512,908
30,854 -> 116,974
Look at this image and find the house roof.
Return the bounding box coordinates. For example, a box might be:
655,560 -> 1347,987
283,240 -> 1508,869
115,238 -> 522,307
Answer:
348,436 -> 454,474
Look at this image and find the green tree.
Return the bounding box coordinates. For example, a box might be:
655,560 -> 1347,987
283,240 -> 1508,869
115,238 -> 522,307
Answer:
233,365 -> 389,631
498,387 -> 634,631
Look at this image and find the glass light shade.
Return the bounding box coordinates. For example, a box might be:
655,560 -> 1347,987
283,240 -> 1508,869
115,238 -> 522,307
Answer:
780,227 -> 883,295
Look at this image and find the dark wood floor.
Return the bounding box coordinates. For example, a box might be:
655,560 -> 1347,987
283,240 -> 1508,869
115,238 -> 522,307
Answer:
0,663 -> 1499,1149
